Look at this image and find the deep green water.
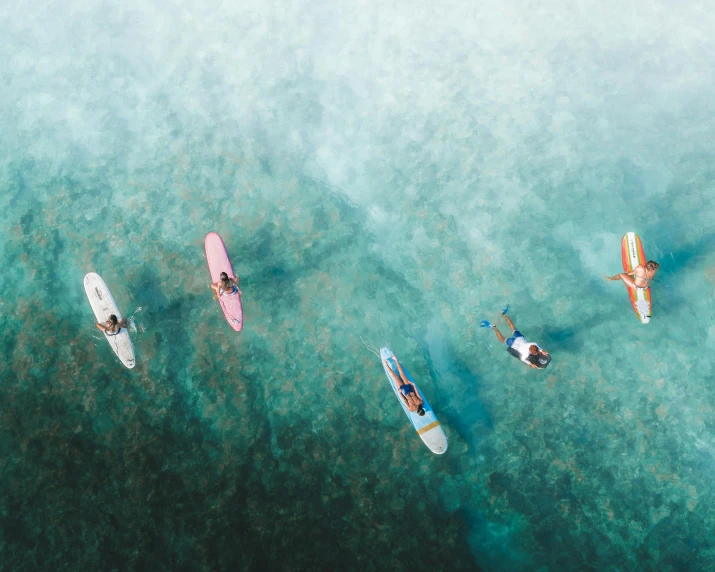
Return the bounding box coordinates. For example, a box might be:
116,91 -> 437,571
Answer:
2,1 -> 715,570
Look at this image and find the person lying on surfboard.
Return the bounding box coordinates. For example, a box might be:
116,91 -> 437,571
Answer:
481,306 -> 550,369
603,260 -> 659,291
383,357 -> 426,416
210,272 -> 241,300
95,314 -> 127,336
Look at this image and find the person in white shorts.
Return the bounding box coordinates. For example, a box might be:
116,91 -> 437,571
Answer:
481,306 -> 550,369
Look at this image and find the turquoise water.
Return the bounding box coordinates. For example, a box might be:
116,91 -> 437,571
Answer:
2,0 -> 715,569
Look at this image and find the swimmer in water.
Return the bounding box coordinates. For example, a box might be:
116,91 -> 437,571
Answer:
481,306 -> 550,369
210,272 -> 241,300
383,356 -> 426,416
603,260 -> 659,291
95,314 -> 127,336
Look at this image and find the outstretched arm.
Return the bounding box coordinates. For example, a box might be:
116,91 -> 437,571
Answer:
408,381 -> 421,401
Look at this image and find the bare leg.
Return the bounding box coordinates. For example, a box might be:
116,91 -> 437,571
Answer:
502,314 -> 516,331
393,357 -> 410,385
604,273 -> 638,290
384,359 -> 404,387
492,326 -> 506,344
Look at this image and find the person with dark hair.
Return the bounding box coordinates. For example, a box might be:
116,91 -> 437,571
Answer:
383,356 -> 426,416
603,260 -> 659,291
210,271 -> 240,299
481,306 -> 550,369
95,314 -> 127,336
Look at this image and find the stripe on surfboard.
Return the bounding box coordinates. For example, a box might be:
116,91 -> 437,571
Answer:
417,420 -> 441,435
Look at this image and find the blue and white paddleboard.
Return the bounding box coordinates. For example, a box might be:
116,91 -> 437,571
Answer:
381,347 -> 448,454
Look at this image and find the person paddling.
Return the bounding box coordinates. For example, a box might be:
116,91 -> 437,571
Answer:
603,260 -> 659,291
383,356 -> 426,416
210,271 -> 241,300
481,305 -> 550,369
95,314 -> 127,336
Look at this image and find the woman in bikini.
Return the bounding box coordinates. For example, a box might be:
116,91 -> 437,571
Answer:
603,260 -> 659,290
383,356 -> 426,416
210,272 -> 241,300
95,314 -> 127,336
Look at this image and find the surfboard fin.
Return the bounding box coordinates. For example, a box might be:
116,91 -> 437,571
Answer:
501,304 -> 510,315
480,320 -> 494,328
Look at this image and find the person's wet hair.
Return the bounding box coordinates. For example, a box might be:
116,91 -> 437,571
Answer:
220,272 -> 228,280
646,260 -> 659,270
529,345 -> 539,355
417,406 -> 426,416
220,272 -> 231,288
109,314 -> 118,325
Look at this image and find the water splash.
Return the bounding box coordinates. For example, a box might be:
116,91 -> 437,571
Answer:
360,336 -> 382,359
128,306 -> 146,334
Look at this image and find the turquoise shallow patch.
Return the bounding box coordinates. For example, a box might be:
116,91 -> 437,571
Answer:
1,0 -> 715,570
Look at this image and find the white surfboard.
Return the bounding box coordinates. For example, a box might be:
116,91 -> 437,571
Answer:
381,348 -> 448,454
83,272 -> 135,369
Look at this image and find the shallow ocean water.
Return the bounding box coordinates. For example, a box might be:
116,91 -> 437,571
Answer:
2,0 -> 715,569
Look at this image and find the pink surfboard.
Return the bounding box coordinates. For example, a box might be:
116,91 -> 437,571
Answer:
205,232 -> 243,331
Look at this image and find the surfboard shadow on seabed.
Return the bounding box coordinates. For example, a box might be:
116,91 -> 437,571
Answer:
533,313 -> 610,353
